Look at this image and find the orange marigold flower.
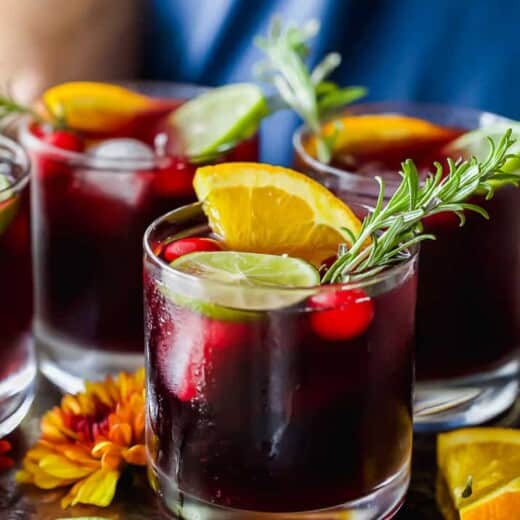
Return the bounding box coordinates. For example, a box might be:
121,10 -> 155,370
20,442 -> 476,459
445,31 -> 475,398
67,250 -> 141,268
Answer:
16,369 -> 146,508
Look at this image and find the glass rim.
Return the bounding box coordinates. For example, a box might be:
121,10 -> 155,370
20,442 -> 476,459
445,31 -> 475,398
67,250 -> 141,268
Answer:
143,201 -> 419,295
16,81 -> 248,172
0,133 -> 30,196
292,100 -> 516,190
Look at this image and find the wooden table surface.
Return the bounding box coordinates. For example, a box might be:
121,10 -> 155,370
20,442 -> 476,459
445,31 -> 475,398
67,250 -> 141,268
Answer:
1,376 -> 518,520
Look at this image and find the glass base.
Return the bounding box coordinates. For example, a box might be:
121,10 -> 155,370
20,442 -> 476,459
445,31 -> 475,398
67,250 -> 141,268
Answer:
35,320 -> 143,393
414,355 -> 519,432
150,460 -> 409,520
0,334 -> 37,436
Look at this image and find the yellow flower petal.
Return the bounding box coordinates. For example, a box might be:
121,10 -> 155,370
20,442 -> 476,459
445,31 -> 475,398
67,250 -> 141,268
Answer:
25,445 -> 54,461
133,411 -> 145,440
91,441 -> 114,459
15,469 -> 34,484
61,468 -> 119,508
61,446 -> 100,467
18,459 -> 75,489
39,454 -> 96,479
91,441 -> 123,468
109,423 -> 132,446
101,449 -> 122,470
41,422 -> 69,442
42,409 -> 77,440
61,395 -> 81,415
123,445 -> 146,466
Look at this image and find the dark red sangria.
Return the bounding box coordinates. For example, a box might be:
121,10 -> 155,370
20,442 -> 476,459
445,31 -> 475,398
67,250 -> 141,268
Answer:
19,81 -> 263,391
145,140 -> 515,514
294,102 -> 520,429
145,164 -> 418,519
0,135 -> 35,435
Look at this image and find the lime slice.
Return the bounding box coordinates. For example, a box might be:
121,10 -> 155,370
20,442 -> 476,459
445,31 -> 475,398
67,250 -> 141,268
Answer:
170,83 -> 267,157
164,251 -> 320,311
447,122 -> 520,173
0,174 -> 18,236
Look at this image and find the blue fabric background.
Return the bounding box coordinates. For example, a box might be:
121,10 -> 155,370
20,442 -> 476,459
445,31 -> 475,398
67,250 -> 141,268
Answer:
142,0 -> 520,165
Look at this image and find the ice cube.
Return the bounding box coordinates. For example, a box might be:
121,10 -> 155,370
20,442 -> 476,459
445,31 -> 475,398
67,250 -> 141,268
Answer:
73,139 -> 156,210
87,138 -> 155,170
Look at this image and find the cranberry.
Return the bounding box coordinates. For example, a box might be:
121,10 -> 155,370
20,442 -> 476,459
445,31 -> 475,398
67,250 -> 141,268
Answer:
152,158 -> 195,198
35,130 -> 82,191
29,122 -> 46,138
163,237 -> 222,263
43,129 -> 85,152
309,288 -> 374,341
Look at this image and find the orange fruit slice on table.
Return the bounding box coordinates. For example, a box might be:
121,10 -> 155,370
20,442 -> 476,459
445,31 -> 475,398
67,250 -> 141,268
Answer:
40,81 -> 165,134
305,114 -> 460,157
193,162 -> 363,266
437,427 -> 520,520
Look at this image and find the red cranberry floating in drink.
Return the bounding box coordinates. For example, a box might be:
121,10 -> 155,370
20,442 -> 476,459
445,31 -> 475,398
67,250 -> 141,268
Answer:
162,237 -> 222,263
43,129 -> 85,152
308,288 -> 374,341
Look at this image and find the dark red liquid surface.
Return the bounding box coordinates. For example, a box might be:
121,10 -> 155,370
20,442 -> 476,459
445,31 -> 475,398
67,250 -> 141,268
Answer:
29,104 -> 259,353
144,259 -> 415,512
0,175 -> 32,380
298,124 -> 520,380
418,186 -> 520,378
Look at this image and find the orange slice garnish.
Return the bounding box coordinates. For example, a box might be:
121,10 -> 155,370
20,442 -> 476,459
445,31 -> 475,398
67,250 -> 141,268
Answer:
306,114 -> 459,157
40,82 -> 164,134
437,427 -> 520,520
193,162 -> 362,266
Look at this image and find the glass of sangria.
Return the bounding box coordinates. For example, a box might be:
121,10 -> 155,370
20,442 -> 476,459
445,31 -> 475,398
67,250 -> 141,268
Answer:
144,160 -> 419,518
0,134 -> 35,435
293,101 -> 520,430
19,81 -> 262,392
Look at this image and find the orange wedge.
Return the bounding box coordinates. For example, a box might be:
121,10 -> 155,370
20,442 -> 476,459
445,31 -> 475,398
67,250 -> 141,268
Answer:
306,114 -> 458,157
437,427 -> 520,520
193,162 -> 362,266
40,81 -> 162,134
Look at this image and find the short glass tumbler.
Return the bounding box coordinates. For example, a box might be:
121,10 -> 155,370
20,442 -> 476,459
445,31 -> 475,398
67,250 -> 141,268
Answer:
144,203 -> 418,519
20,82 -> 259,392
293,102 -> 520,430
0,134 -> 36,435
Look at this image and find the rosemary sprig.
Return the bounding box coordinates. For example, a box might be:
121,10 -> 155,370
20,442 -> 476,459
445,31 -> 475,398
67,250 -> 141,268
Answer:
322,130 -> 520,283
0,93 -> 41,122
0,88 -> 66,128
254,18 -> 366,163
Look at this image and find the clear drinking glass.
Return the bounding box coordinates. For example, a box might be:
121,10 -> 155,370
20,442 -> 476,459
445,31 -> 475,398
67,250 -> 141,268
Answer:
20,82 -> 259,393
293,102 -> 520,430
0,134 -> 36,435
144,203 -> 418,519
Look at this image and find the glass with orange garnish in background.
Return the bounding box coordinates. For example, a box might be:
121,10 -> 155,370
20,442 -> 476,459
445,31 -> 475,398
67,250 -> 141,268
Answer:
144,133 -> 515,518
16,81 -> 265,391
0,134 -> 35,435
294,103 -> 520,430
253,21 -> 520,430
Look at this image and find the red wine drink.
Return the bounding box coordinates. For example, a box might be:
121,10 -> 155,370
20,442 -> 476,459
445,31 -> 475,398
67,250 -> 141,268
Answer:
0,135 -> 35,435
294,102 -> 520,430
20,82 -> 260,392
